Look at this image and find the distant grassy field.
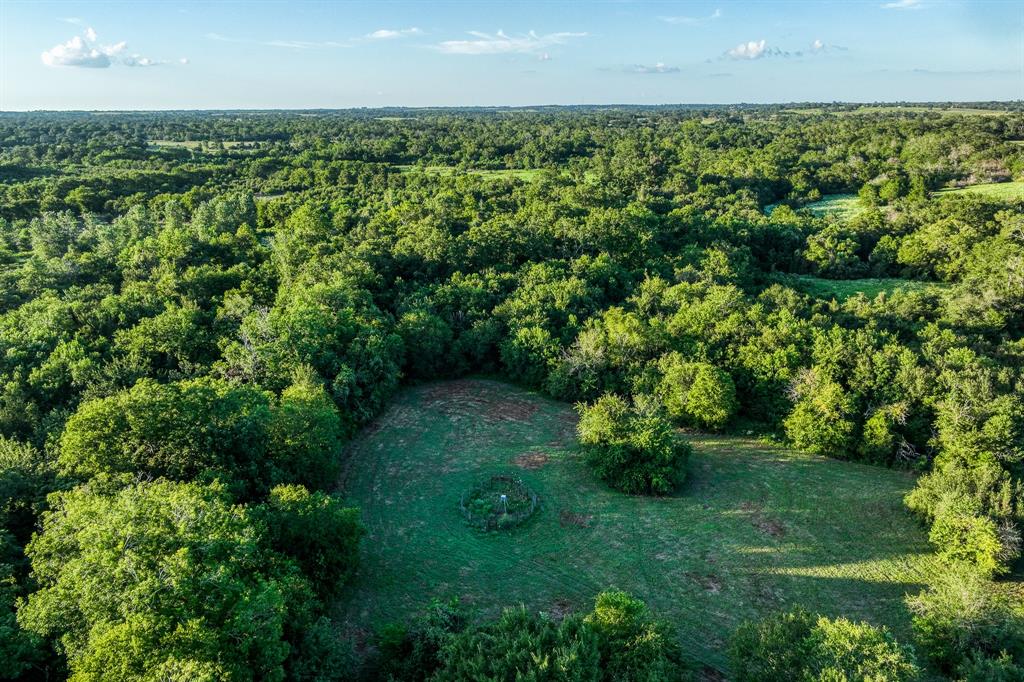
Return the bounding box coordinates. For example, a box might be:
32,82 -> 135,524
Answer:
148,139 -> 252,150
766,193 -> 865,221
935,180 -> 1024,201
393,164 -> 544,181
803,193 -> 865,220
784,106 -> 1012,117
784,275 -> 947,302
334,379 -> 944,673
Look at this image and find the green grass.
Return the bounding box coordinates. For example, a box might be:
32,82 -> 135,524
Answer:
935,181 -> 1024,201
393,164 -> 544,181
334,379 -> 946,673
765,194 -> 865,221
784,275 -> 948,302
803,193 -> 865,220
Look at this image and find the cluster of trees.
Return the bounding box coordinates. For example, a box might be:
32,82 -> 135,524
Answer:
0,105 -> 1021,679
370,590 -> 683,681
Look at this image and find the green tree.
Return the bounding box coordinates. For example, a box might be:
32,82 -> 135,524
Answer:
18,480 -> 296,682
730,607 -> 919,682
655,353 -> 737,430
583,590 -> 682,681
257,484 -> 363,598
577,395 -> 690,495
783,368 -> 856,457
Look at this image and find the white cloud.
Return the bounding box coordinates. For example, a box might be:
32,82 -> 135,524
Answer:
367,27 -> 422,40
58,17 -> 82,25
726,39 -> 768,60
41,31 -> 125,68
179,58 -> 189,65
42,29 -> 183,68
434,30 -> 587,55
881,0 -> 923,8
660,9 -> 721,25
123,54 -> 158,67
630,62 -> 680,74
812,38 -> 824,51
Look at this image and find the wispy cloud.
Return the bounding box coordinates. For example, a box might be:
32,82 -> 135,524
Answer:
366,27 -> 422,40
206,32 -> 350,49
810,39 -> 847,53
43,28 -> 185,68
660,9 -> 721,25
881,0 -> 924,9
433,30 -> 587,55
58,17 -> 82,25
628,62 -> 681,74
723,38 -> 843,60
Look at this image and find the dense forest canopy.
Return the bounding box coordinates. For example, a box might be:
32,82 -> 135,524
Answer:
0,103 -> 1022,681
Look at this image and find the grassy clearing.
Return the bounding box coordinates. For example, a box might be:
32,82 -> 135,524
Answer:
935,181 -> 1024,201
784,275 -> 947,302
803,193 -> 865,220
766,194 -> 865,221
334,379 -> 944,672
147,139 -> 253,150
393,164 -> 544,181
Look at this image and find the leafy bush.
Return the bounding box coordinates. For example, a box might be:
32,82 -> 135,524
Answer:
268,367 -> 345,491
655,353 -> 737,430
784,368 -> 856,456
258,484 -> 364,597
584,589 -> 683,681
577,394 -> 690,495
438,606 -> 601,681
730,607 -> 919,682
18,480 -> 301,681
906,565 -> 1024,676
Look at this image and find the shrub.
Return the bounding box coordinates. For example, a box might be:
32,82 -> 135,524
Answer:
577,394 -> 690,495
584,589 -> 683,681
730,607 -> 919,682
655,353 -> 737,430
906,564 -> 1024,676
373,599 -> 467,682
258,484 -> 363,597
268,367 -> 345,491
784,368 -> 856,456
438,606 -> 601,681
928,499 -> 1004,577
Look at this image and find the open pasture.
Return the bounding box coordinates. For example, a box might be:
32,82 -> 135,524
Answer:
335,379 -> 944,672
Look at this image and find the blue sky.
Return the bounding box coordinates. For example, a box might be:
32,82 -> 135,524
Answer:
1,1 -> 1021,110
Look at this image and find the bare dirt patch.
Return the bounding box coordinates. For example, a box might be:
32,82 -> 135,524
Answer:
559,510 -> 593,528
422,379 -> 539,424
547,598 -> 574,620
740,501 -> 786,538
686,572 -> 723,594
513,451 -> 550,469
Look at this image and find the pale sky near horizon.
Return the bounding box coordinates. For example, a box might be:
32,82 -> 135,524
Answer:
1,0 -> 1021,110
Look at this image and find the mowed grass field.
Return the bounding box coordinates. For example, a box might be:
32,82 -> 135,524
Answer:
334,379 -> 944,672
936,180 -> 1024,201
784,274 -> 948,302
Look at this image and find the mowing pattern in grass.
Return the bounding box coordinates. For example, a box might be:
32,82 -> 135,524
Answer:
334,379 -> 942,672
